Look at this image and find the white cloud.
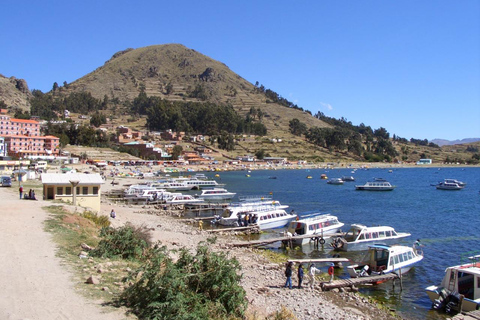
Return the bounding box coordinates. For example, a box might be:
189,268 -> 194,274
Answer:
320,102 -> 333,110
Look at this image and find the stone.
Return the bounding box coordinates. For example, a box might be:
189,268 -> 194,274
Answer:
86,275 -> 100,284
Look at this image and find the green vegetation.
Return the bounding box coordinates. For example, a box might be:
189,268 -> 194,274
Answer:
90,224 -> 152,260
119,242 -> 247,320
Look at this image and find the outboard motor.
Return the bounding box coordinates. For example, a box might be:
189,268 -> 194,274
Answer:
432,287 -> 449,311
444,291 -> 462,314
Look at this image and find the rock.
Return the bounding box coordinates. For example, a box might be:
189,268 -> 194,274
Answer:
81,243 -> 93,251
101,286 -> 110,291
86,275 -> 100,284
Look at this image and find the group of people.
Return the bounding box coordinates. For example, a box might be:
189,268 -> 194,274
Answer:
284,262 -> 335,289
18,186 -> 36,200
237,212 -> 258,226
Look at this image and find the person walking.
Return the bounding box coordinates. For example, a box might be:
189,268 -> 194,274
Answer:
328,263 -> 335,282
297,264 -> 304,289
284,261 -> 293,289
19,185 -> 23,199
308,263 -> 321,289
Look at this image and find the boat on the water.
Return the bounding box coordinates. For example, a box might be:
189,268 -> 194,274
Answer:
164,193 -> 205,204
254,208 -> 297,230
320,174 -> 328,180
341,176 -> 355,182
330,224 -> 411,251
347,244 -> 423,282
425,255 -> 480,314
444,179 -> 466,187
436,180 -> 464,190
215,198 -> 289,226
355,178 -> 396,191
327,178 -> 344,185
286,213 -> 344,246
197,187 -> 236,200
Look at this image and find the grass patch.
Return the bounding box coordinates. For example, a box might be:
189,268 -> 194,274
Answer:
43,205 -> 140,301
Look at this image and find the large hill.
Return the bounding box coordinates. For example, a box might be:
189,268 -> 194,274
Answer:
63,44 -> 329,135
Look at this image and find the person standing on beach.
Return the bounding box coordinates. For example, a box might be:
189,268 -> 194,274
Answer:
297,264 -> 304,289
308,263 -> 321,289
328,263 -> 335,282
19,185 -> 23,199
284,261 -> 293,289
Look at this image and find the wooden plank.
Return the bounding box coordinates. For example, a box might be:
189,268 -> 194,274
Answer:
207,225 -> 259,233
321,273 -> 399,290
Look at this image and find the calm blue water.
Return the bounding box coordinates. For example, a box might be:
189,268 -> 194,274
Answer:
198,167 -> 480,319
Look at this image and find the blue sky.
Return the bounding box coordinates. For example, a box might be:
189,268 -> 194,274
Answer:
1,1 -> 479,141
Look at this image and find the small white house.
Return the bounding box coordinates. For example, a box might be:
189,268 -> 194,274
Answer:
41,173 -> 104,212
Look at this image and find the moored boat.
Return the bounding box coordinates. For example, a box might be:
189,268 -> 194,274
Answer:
327,178 -> 344,185
347,244 -> 423,282
287,213 -> 344,246
425,255 -> 480,314
197,187 -> 236,200
255,208 -> 297,230
355,178 -> 396,191
330,224 -> 411,251
341,176 -> 355,182
436,180 -> 464,190
215,198 -> 289,226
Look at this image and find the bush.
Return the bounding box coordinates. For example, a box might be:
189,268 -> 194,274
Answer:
90,223 -> 152,260
81,211 -> 111,228
119,242 -> 247,320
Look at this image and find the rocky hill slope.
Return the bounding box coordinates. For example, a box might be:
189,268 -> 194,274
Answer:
0,74 -> 32,111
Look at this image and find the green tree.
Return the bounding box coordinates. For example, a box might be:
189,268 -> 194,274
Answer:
289,118 -> 307,136
172,145 -> 183,160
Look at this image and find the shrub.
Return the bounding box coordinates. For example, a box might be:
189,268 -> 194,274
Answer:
119,242 -> 247,320
90,223 -> 152,260
81,211 -> 111,228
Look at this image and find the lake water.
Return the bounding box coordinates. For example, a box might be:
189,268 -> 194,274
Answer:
194,166 -> 480,319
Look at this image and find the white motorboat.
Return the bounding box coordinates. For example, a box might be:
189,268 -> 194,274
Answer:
164,193 -> 204,204
347,244 -> 423,282
286,213 -> 345,246
327,178 -> 344,185
355,178 -> 396,191
197,188 -> 236,200
444,179 -> 466,187
124,184 -> 161,198
254,208 -> 297,230
215,199 -> 289,226
436,180 -> 464,190
330,224 -> 411,251
341,176 -> 355,182
426,255 -> 480,313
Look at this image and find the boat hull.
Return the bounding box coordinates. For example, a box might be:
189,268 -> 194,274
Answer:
293,227 -> 343,246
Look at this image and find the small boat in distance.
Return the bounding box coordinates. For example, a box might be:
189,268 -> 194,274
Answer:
347,244 -> 423,282
320,174 -> 328,180
436,180 -> 464,190
426,255 -> 480,313
341,176 -> 355,182
287,213 -> 344,246
444,179 -> 466,187
327,178 -> 344,185
330,224 -> 411,251
355,178 -> 396,191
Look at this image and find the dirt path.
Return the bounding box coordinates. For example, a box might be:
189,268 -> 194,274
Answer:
0,187 -> 128,320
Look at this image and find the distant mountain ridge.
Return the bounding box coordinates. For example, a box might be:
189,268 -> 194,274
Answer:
431,138 -> 480,146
